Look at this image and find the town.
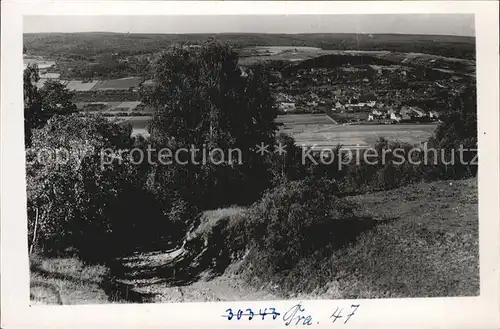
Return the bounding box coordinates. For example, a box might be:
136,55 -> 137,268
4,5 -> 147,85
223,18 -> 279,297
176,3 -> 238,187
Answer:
26,46 -> 474,131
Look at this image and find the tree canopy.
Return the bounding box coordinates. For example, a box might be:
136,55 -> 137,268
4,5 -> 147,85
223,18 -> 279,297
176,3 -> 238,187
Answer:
23,64 -> 77,146
144,41 -> 278,208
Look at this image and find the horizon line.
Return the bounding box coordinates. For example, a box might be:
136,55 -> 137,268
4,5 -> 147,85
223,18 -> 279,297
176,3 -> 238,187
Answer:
23,31 -> 475,38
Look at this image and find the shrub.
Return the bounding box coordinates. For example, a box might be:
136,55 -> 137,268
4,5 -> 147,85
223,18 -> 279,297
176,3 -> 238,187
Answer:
26,114 -> 176,261
237,179 -> 357,291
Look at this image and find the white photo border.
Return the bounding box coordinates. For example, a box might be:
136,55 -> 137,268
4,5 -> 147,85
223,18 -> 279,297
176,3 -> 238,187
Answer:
1,1 -> 499,329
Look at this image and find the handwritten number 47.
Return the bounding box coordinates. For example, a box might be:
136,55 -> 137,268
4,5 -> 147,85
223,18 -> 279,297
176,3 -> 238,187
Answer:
330,304 -> 360,324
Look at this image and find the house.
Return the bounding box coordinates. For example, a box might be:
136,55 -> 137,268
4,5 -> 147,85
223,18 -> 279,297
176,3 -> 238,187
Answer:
429,110 -> 440,119
398,107 -> 413,121
310,93 -> 320,101
411,107 -> 426,118
276,93 -> 293,103
372,109 -> 384,116
335,101 -> 345,110
390,112 -> 402,122
368,65 -> 383,75
240,67 -> 249,77
39,72 -> 60,80
368,114 -> 375,121
279,102 -> 296,113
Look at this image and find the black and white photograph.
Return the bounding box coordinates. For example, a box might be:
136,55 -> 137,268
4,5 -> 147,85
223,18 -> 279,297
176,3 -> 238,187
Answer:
21,12 -> 482,305
1,2 -> 499,328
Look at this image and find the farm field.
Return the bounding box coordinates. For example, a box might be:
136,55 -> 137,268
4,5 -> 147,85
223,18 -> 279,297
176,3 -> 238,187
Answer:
66,80 -> 101,91
289,123 -> 438,149
23,57 -> 56,70
276,113 -> 335,125
117,113 -> 437,149
277,114 -> 437,149
94,77 -> 143,90
238,46 -> 475,76
115,116 -> 150,136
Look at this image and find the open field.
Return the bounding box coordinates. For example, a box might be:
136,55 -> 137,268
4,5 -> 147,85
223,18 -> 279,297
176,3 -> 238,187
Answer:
77,101 -> 144,112
113,101 -> 142,112
94,77 -> 143,90
239,46 -> 475,76
23,57 -> 56,70
277,114 -> 437,148
288,123 -> 438,149
114,116 -> 150,136
276,113 -> 335,125
112,113 -> 436,147
66,80 -> 101,91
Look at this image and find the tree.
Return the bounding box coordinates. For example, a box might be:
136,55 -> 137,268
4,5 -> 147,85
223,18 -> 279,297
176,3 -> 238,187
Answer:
26,114 -> 135,259
428,85 -> 477,178
144,40 -> 278,208
23,65 -> 77,146
432,85 -> 477,150
24,63 -> 42,146
38,80 -> 77,117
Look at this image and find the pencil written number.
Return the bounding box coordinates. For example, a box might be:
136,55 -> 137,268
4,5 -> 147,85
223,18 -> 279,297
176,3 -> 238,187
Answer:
221,303 -> 360,325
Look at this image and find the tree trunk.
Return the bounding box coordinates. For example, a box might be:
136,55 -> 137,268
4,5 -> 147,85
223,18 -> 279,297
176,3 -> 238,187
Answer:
29,207 -> 39,255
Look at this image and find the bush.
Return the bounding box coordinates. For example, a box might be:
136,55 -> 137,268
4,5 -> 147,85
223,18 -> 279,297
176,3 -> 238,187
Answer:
26,114 -> 179,261
235,179 -> 358,291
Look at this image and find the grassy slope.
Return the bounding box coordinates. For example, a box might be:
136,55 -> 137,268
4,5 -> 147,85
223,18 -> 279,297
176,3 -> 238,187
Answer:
310,178 -> 479,299
30,255 -> 112,304
118,178 -> 478,302
30,178 -> 478,303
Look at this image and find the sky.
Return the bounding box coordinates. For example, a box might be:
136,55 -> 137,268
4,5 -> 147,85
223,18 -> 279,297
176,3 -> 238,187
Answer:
24,14 -> 475,36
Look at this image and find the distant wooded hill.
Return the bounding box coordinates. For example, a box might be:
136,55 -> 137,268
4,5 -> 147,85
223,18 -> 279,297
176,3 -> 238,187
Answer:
23,32 -> 475,61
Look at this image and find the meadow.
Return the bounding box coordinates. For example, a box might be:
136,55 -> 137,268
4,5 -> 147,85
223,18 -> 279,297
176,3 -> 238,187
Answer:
94,77 -> 143,90
277,114 -> 437,149
115,114 -> 437,147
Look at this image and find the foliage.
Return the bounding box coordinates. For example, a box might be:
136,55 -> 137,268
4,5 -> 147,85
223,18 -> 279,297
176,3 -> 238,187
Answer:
38,80 -> 78,116
23,64 -> 77,146
26,114 -> 156,260
145,41 -> 278,209
427,85 -> 478,179
234,179 -> 357,290
24,63 -> 42,146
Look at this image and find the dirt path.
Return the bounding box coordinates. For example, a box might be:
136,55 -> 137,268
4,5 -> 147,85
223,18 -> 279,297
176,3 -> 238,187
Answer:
112,248 -> 278,303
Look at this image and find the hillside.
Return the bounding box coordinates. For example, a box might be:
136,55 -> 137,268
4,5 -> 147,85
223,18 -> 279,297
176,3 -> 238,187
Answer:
83,178 -> 477,303
30,178 -> 479,304
23,32 -> 476,60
